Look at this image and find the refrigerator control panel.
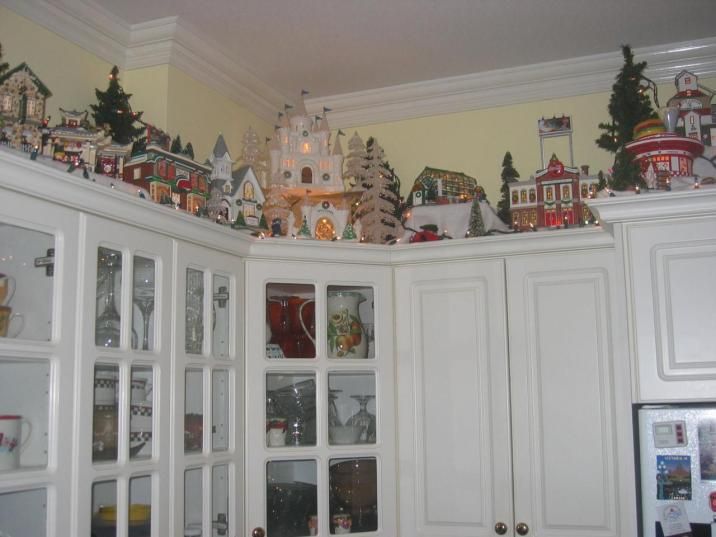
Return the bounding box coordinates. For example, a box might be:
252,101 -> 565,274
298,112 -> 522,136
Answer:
652,420 -> 688,448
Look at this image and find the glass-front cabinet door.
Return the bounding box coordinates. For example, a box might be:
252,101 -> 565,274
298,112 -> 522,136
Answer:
246,258 -> 396,536
79,215 -> 174,537
0,189 -> 80,537
176,243 -> 243,537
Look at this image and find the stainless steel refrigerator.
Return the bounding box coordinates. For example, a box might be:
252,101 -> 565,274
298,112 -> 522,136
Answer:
637,405 -> 716,537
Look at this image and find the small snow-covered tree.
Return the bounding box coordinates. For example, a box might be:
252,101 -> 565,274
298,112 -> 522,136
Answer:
262,185 -> 291,236
344,132 -> 368,189
354,139 -> 403,243
240,126 -> 268,180
467,196 -> 486,237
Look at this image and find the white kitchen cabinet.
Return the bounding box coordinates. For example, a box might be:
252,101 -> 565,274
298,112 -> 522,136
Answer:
0,150 -> 246,537
244,259 -> 396,537
394,237 -> 636,537
590,189 -> 716,402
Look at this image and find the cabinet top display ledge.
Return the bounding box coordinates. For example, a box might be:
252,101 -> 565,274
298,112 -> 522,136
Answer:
6,149 -> 711,265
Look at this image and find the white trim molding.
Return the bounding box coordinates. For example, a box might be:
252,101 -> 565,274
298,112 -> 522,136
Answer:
3,1 -> 716,128
307,37 -> 716,128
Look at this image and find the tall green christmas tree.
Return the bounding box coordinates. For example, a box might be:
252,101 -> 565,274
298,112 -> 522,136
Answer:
596,45 -> 658,190
497,151 -> 520,224
91,66 -> 144,145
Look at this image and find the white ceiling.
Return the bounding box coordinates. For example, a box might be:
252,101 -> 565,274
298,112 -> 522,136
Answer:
7,0 -> 716,125
80,0 -> 716,98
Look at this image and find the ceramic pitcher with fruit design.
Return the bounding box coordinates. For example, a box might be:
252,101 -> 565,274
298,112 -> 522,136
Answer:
326,290 -> 367,358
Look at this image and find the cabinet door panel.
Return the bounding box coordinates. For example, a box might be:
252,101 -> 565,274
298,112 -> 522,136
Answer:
395,259 -> 511,537
507,250 -> 635,537
625,217 -> 716,401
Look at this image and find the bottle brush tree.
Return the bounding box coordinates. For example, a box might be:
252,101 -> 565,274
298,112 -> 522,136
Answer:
596,45 -> 658,190
497,151 -> 520,224
91,66 -> 144,145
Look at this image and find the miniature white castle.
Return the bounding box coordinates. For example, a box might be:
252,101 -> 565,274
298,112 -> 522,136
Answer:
268,97 -> 344,195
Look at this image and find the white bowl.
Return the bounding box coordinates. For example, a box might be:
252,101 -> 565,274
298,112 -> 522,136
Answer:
330,425 -> 363,444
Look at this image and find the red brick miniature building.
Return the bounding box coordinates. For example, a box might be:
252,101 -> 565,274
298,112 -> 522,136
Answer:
509,155 -> 599,229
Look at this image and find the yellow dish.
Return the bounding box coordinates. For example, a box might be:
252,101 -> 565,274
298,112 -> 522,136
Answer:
97,503 -> 151,523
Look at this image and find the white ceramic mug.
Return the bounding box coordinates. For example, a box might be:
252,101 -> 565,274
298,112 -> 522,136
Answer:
94,371 -> 118,406
0,273 -> 16,307
0,415 -> 32,470
131,378 -> 152,403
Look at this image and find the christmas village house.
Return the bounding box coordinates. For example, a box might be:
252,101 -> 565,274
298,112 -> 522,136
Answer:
123,144 -> 211,213
0,62 -> 52,151
406,166 -> 483,206
207,134 -> 266,226
44,108 -> 108,168
509,156 -> 599,230
666,70 -> 715,146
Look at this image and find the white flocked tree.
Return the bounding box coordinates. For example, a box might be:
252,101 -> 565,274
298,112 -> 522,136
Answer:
354,138 -> 403,243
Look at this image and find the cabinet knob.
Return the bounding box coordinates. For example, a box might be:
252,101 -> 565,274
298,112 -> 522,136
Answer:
494,521 -> 508,535
516,522 -> 529,535
251,527 -> 266,537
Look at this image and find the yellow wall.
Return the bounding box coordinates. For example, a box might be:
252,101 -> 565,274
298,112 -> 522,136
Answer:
0,6 -> 112,127
343,79 -> 716,203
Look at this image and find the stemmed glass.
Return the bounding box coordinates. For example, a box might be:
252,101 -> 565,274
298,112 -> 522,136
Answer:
346,395 -> 376,443
133,257 -> 155,351
95,248 -> 122,347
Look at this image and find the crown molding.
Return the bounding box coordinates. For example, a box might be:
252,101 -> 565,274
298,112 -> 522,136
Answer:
306,37 -> 716,129
4,1 -> 715,129
0,0 -> 129,66
0,0 -> 288,123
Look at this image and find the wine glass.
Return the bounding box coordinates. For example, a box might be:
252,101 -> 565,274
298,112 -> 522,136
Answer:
95,248 -> 121,347
346,395 -> 376,443
133,257 -> 155,351
328,389 -> 342,428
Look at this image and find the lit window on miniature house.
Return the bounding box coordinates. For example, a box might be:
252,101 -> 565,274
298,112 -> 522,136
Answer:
244,182 -> 255,200
26,99 -> 35,116
520,190 -> 527,203
1,95 -> 11,112
133,168 -> 141,180
562,185 -> 571,200
301,167 -> 313,184
512,191 -> 519,204
301,142 -> 312,154
545,187 -> 554,201
581,184 -> 589,198
320,160 -> 329,170
529,189 -> 536,202
244,204 -> 256,218
223,183 -> 231,193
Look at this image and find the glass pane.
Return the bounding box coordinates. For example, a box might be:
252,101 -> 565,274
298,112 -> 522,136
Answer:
129,475 -> 152,534
91,480 -> 117,537
96,247 -> 122,348
212,369 -> 229,451
266,283 -> 315,359
326,286 -> 375,359
185,369 -> 203,453
266,372 -> 316,447
93,364 -> 119,462
185,268 -> 204,354
328,372 -> 376,445
212,274 -> 230,359
267,459 -> 317,537
0,359 -> 50,470
212,464 -> 229,537
0,223 -> 54,341
130,366 -> 153,460
132,256 -> 156,351
329,458 -> 378,534
184,468 -> 203,535
0,488 -> 47,536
